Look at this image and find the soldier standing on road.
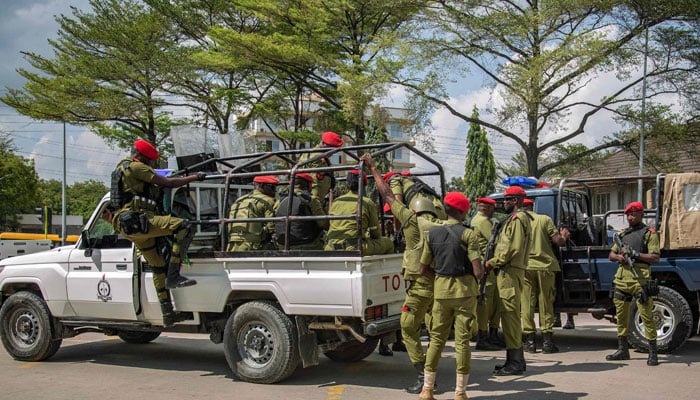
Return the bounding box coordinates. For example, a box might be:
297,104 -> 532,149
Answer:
471,197 -> 505,351
111,140 -> 206,326
274,173 -> 328,250
362,154 -> 444,393
417,192 -> 484,400
227,176 -> 279,251
325,169 -> 394,254
607,201 -> 660,366
521,198 -> 570,354
485,186 -> 532,376
298,131 -> 344,209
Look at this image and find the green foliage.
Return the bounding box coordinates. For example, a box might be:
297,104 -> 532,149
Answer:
446,176 -> 468,193
463,106 -> 497,206
36,179 -> 109,221
0,133 -> 40,230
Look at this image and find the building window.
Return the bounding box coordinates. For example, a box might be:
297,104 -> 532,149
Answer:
265,139 -> 280,152
617,191 -> 625,209
594,193 -> 611,214
388,123 -> 403,139
393,149 -> 403,161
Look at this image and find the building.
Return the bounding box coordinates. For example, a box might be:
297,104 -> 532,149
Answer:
16,214 -> 84,236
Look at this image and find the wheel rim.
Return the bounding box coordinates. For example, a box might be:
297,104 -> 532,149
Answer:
237,322 -> 274,368
635,300 -> 675,342
9,308 -> 41,349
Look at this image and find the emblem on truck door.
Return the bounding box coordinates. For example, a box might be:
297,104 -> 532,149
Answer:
97,274 -> 112,302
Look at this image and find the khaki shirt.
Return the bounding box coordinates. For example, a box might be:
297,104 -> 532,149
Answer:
611,226 -> 660,274
526,211 -> 561,272
326,192 -> 380,244
487,210 -> 531,269
470,211 -> 493,258
298,150 -> 333,202
228,189 -> 276,244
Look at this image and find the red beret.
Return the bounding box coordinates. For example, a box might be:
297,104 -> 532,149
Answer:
348,169 -> 368,185
444,192 -> 470,212
477,197 -> 496,205
134,139 -> 159,160
383,171 -> 400,182
523,198 -> 534,206
295,173 -> 314,183
383,203 -> 391,213
321,131 -> 343,147
624,201 -> 644,214
504,186 -> 527,197
401,171 -> 411,176
254,175 -> 280,184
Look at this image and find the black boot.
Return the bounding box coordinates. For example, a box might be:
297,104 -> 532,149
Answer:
476,330 -> 501,351
553,313 -> 562,328
493,349 -> 510,372
647,340 -> 659,366
525,332 -> 537,353
494,348 -> 526,376
160,300 -> 191,327
542,332 -> 559,354
488,327 -> 506,348
165,263 -> 197,289
563,314 -> 575,329
405,362 -> 425,394
606,336 -> 630,361
378,342 -> 393,356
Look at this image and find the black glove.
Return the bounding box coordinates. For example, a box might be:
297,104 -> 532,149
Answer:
196,171 -> 207,181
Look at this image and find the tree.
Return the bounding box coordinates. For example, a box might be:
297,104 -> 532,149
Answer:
446,176 -> 468,193
0,133 -> 40,230
400,0 -> 700,178
1,0 -> 189,155
69,180 -> 110,220
463,106 -> 497,205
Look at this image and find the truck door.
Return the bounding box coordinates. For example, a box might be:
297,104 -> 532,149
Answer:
66,205 -> 137,320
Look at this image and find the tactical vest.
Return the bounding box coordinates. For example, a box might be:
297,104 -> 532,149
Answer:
621,224 -> 650,254
275,192 -> 320,246
428,224 -> 473,277
110,160 -> 133,209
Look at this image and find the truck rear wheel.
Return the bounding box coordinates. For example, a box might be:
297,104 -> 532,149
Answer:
323,337 -> 380,362
117,330 -> 161,344
224,301 -> 299,383
0,291 -> 62,361
628,286 -> 693,353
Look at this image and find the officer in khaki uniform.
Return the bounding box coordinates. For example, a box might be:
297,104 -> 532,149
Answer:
227,176 -> 279,251
297,131 -> 343,209
325,169 -> 393,255
417,192 -> 483,400
362,154 -> 443,394
607,201 -> 660,366
383,171 -> 447,220
485,185 -> 532,376
521,198 -> 570,354
274,173 -> 328,250
112,140 -> 206,326
471,197 -> 504,351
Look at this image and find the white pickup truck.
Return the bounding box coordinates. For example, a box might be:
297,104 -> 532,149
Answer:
0,142 -> 442,384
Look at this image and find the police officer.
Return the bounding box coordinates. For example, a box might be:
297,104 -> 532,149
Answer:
298,131 -> 344,208
607,201 -> 660,366
521,198 -> 570,354
325,169 -> 393,255
362,153 -> 443,393
383,170 -> 447,220
485,186 -> 532,376
227,175 -> 279,251
471,197 -> 503,351
417,192 -> 484,400
274,173 -> 328,250
112,140 -> 206,326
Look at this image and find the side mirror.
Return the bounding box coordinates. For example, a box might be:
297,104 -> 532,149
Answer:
80,230 -> 93,257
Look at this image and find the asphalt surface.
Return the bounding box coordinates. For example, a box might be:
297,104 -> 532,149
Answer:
1,314 -> 699,399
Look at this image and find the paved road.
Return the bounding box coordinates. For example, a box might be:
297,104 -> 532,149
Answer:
1,315 -> 699,399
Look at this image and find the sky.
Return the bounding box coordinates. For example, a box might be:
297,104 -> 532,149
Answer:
0,1 -> 661,186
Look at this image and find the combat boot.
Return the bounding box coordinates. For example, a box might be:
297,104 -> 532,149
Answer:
553,313 -> 562,328
525,332 -> 537,353
488,327 -> 506,348
606,336 -> 630,361
563,314 -> 575,329
494,348 -> 525,376
476,330 -> 500,351
406,363 -> 425,394
165,262 -> 197,289
159,300 -> 191,327
647,339 -> 659,366
454,373 -> 469,400
418,370 -> 436,400
542,332 -> 559,354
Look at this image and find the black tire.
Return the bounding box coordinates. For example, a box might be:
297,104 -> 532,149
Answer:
117,330 -> 161,344
628,286 -> 693,353
0,291 -> 62,361
323,337 -> 380,362
223,301 -> 299,384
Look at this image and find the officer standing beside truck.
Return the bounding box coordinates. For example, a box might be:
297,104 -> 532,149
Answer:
607,201 -> 660,366
111,140 -> 206,326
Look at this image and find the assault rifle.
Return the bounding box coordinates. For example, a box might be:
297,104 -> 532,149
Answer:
612,233 -> 657,303
479,219 -> 504,301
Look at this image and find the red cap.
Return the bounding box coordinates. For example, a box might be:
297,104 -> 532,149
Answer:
444,192 -> 470,212
523,198 -> 534,206
383,203 -> 391,213
321,131 -> 343,147
504,186 -> 527,197
477,197 -> 496,205
253,175 -> 280,184
624,201 -> 644,214
401,171 -> 411,176
348,169 -> 368,185
295,173 -> 314,183
134,139 -> 159,160
383,171 -> 400,182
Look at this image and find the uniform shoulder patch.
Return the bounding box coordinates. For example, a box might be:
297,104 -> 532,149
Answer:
648,227 -> 656,233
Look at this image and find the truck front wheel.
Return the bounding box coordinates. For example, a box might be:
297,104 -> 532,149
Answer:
0,291 -> 62,361
628,286 -> 693,353
224,301 -> 299,383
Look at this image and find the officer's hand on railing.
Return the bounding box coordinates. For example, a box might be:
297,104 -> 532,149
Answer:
196,172 -> 207,181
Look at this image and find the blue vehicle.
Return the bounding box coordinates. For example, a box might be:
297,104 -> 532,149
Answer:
490,172 -> 700,353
